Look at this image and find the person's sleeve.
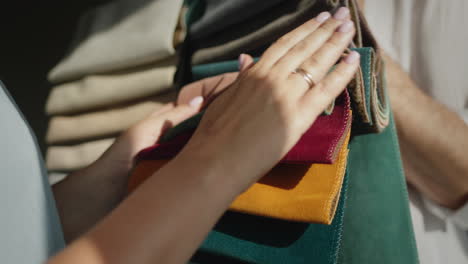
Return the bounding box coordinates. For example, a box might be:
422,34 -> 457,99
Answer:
422,198 -> 468,230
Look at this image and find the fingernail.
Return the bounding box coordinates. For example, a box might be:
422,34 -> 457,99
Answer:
344,51 -> 360,64
333,7 -> 349,20
238,54 -> 245,71
337,20 -> 354,33
316,12 -> 331,23
189,96 -> 204,107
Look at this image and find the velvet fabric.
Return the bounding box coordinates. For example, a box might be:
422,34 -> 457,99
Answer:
337,114 -> 418,263
192,173 -> 349,264
184,115 -> 417,264
137,91 -> 351,164
129,128 -> 350,224
351,47 -> 389,134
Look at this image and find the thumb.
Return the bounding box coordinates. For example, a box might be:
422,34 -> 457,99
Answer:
238,53 -> 255,72
162,96 -> 204,127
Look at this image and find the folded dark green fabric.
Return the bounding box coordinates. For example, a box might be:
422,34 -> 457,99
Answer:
186,114 -> 418,264
191,172 -> 349,264
338,114 -> 418,263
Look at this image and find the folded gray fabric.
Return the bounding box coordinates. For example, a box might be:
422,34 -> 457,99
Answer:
48,0 -> 183,83
190,0 -> 285,40
191,0 -> 335,64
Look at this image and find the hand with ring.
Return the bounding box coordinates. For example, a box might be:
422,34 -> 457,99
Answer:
177,7 -> 360,191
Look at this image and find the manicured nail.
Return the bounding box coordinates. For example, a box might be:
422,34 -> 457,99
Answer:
344,51 -> 360,64
238,54 -> 246,71
189,96 -> 204,107
333,7 -> 349,20
337,20 -> 354,33
316,12 -> 331,23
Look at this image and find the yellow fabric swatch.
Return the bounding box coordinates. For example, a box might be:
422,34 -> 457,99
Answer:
128,127 -> 350,225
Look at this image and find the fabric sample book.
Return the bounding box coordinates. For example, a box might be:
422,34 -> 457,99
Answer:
48,0 -> 183,83
46,92 -> 177,144
46,63 -> 176,115
46,138 -> 115,171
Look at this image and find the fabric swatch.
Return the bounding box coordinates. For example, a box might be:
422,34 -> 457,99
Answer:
48,0 -> 183,83
46,138 -> 114,171
129,126 -> 350,224
137,90 -> 351,164
352,47 -> 389,133
337,114 -> 418,263
192,173 -> 349,264
46,62 -> 176,115
46,91 -> 176,144
188,115 -> 417,264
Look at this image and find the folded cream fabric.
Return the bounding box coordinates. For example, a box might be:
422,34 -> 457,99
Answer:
46,138 -> 115,171
46,91 -> 177,144
46,62 -> 176,115
48,0 -> 183,83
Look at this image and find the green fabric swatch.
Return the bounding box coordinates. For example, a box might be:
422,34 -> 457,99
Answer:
337,113 -> 419,263
191,172 -> 349,264
187,114 -> 418,263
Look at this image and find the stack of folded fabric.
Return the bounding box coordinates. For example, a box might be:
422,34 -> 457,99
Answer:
46,0 -> 418,262
128,0 -> 418,263
45,0 -> 188,174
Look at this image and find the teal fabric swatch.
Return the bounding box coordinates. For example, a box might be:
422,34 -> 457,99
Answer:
191,173 -> 349,264
337,114 -> 419,263
192,58 -> 259,81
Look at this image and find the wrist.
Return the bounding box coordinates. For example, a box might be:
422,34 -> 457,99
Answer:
174,145 -> 249,198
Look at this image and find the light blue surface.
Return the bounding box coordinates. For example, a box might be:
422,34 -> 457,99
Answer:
0,82 -> 65,262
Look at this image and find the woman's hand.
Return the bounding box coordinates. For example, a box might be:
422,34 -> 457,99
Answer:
50,8 -> 361,264
179,8 -> 360,191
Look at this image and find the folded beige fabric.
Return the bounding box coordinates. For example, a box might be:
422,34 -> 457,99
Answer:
46,138 -> 115,171
48,173 -> 67,185
48,0 -> 183,83
46,91 -> 177,144
46,62 -> 176,115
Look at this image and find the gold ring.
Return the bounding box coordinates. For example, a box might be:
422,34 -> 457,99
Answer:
293,68 -> 316,88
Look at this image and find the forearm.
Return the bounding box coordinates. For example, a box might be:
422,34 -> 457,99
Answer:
386,55 -> 468,209
49,151 -> 242,264
52,149 -> 130,242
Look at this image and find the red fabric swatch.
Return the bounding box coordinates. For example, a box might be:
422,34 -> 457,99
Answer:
137,90 -> 351,164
